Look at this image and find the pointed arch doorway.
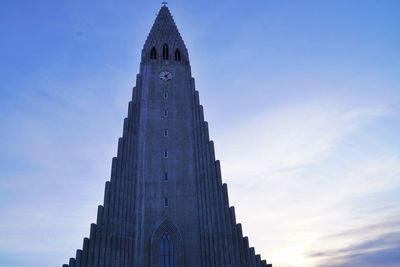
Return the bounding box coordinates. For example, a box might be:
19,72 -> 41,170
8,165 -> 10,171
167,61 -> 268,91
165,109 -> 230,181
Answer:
151,219 -> 184,267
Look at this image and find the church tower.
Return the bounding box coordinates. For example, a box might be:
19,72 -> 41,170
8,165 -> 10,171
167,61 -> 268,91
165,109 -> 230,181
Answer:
63,5 -> 272,267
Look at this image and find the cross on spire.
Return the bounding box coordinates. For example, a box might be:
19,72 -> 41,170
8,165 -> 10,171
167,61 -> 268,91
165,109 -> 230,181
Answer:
162,1 -> 168,6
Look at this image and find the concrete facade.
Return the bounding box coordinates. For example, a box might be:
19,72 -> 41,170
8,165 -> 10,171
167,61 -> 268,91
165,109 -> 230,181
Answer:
63,6 -> 272,267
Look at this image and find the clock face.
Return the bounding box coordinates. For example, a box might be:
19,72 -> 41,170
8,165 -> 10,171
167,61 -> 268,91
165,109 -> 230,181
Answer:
159,71 -> 173,81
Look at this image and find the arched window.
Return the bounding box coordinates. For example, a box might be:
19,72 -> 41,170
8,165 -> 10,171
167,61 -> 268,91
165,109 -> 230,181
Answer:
174,49 -> 181,61
160,233 -> 174,267
150,47 -> 157,60
150,220 -> 183,267
163,44 -> 169,60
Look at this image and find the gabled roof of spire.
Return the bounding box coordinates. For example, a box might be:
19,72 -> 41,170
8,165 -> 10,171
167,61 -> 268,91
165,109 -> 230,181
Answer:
144,6 -> 187,52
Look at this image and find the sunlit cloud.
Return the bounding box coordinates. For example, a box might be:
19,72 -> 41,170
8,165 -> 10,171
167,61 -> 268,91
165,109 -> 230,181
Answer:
214,100 -> 400,267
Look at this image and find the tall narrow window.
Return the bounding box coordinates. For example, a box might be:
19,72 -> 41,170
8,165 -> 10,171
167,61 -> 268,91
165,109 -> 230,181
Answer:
164,129 -> 168,137
174,49 -> 181,61
163,44 -> 169,60
164,172 -> 168,181
164,198 -> 169,207
164,110 -> 168,117
150,47 -> 157,60
164,150 -> 168,158
160,233 -> 174,267
164,91 -> 168,99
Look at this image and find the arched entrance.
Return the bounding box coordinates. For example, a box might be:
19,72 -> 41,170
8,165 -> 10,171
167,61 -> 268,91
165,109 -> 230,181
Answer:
151,219 -> 184,267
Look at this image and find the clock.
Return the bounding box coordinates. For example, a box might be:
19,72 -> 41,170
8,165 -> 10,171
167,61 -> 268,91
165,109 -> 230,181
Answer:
159,71 -> 173,81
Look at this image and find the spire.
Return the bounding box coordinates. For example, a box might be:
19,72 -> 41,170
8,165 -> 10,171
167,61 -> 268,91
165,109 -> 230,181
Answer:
143,6 -> 188,57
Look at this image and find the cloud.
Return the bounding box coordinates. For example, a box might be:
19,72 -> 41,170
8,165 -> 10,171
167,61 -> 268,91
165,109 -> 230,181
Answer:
213,99 -> 400,267
312,230 -> 400,267
215,101 -> 389,180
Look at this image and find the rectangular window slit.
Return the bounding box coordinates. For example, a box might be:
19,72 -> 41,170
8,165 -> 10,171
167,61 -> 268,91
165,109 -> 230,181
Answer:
164,198 -> 169,207
164,110 -> 168,117
164,150 -> 168,158
164,172 -> 168,181
164,129 -> 169,137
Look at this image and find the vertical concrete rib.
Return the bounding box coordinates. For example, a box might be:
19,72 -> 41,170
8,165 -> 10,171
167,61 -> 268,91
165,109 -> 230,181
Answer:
109,156 -> 119,266
199,105 -> 215,267
69,258 -> 76,267
228,206 -> 242,267
121,118 -> 130,267
131,74 -> 143,267
219,162 -> 235,266
120,135 -> 129,266
114,138 -> 124,267
120,115 -> 131,267
108,158 -> 118,222
211,158 -> 229,266
192,88 -> 207,267
256,254 -> 262,267
221,184 -> 235,266
81,238 -> 89,267
243,236 -> 251,267
103,182 -> 111,216
250,247 -> 257,267
126,85 -> 138,267
133,70 -> 148,266
115,138 -> 125,267
93,206 -> 104,267
101,182 -> 110,267
235,222 -> 247,267
75,249 -> 82,267
203,121 -> 222,266
199,115 -> 212,266
208,147 -> 226,267
121,136 -> 129,267
123,115 -> 131,267
104,184 -> 113,267
87,223 -> 97,267
128,111 -> 137,266
203,132 -> 220,266
125,128 -> 133,267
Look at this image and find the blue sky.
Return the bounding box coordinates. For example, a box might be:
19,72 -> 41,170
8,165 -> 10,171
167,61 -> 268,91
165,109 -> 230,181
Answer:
0,1 -> 399,266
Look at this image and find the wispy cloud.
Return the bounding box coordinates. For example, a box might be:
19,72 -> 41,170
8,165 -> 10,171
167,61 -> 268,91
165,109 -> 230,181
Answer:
214,99 -> 400,267
216,101 -> 389,178
313,230 -> 400,267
